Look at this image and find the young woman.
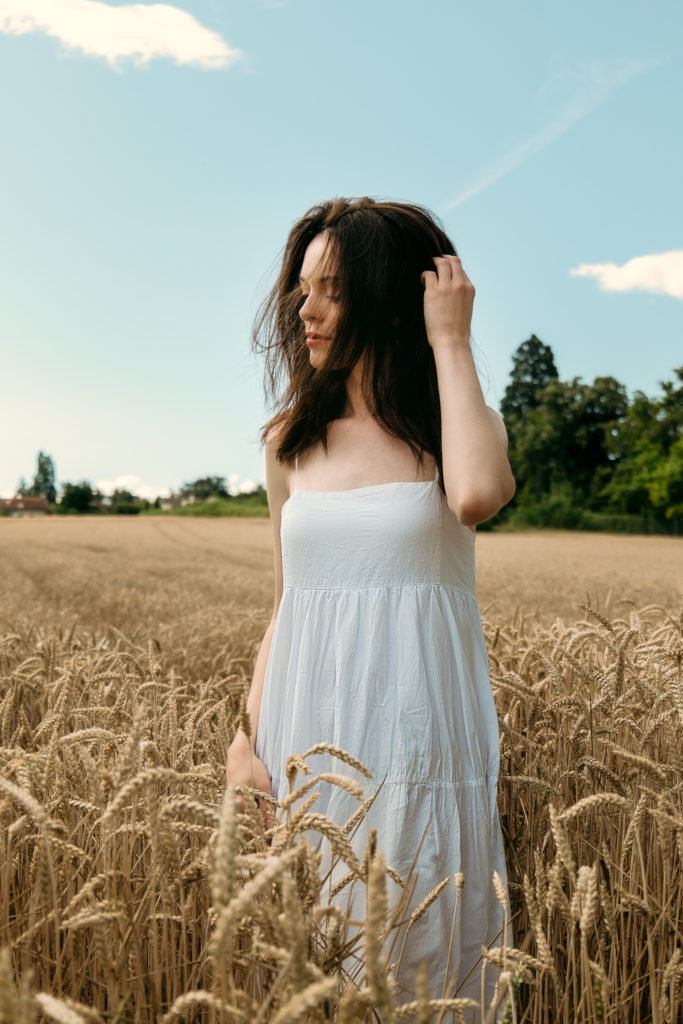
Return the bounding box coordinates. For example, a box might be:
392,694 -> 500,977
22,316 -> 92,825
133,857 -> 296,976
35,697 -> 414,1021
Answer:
226,197 -> 516,1007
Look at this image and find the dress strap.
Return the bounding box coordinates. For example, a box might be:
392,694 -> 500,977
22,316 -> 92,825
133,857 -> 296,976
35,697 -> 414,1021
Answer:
294,454 -> 299,492
434,463 -> 440,483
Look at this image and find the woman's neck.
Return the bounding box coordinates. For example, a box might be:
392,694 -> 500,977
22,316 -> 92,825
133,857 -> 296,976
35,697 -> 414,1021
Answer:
341,355 -> 371,420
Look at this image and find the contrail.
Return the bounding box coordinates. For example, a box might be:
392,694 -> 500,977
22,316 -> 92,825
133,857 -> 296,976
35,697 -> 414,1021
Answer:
440,57 -> 664,214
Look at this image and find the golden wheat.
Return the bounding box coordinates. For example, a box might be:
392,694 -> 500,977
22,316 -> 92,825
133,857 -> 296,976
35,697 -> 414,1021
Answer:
0,519 -> 682,1021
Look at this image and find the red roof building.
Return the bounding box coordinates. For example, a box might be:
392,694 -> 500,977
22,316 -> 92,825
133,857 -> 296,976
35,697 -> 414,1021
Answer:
0,497 -> 50,517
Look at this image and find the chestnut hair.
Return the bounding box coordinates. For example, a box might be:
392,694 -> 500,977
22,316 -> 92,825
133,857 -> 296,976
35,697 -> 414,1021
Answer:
254,197 -> 459,478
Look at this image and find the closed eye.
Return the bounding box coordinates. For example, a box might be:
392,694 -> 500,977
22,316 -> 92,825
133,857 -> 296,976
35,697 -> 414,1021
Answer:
299,288 -> 341,302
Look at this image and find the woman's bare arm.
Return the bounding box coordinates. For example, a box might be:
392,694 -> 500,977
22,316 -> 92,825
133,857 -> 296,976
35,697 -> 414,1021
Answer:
227,431 -> 290,758
422,255 -> 516,526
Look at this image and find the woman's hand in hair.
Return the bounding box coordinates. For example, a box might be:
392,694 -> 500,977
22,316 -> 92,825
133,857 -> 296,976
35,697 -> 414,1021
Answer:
421,255 -> 475,352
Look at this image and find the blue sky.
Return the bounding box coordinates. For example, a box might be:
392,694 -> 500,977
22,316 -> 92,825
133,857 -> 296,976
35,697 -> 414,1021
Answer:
1,0 -> 681,499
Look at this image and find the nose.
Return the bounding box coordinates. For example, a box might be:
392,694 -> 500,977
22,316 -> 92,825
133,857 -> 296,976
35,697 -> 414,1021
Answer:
299,292 -> 318,322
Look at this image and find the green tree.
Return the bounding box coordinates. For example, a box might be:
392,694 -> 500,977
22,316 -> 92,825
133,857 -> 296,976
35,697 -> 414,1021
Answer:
568,376 -> 630,501
180,476 -> 229,500
650,438 -> 683,522
60,482 -> 94,514
29,451 -> 57,504
602,367 -> 683,527
110,489 -> 142,515
506,375 -> 629,526
500,335 -> 559,423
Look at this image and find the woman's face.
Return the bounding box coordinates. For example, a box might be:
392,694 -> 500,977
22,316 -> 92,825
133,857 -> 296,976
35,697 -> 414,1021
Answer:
298,232 -> 342,369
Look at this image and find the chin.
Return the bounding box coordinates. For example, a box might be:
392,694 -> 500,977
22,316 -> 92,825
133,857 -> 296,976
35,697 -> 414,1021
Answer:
308,352 -> 327,370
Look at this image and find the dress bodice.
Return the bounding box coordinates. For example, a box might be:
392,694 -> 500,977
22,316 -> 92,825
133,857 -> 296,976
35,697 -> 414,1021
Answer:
280,479 -> 476,594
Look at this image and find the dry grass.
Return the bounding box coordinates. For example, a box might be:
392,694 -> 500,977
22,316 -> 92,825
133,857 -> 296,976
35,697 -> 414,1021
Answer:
1,518 -> 682,1022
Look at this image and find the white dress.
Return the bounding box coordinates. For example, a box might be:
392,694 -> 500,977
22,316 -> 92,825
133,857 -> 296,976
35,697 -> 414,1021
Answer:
255,459 -> 508,1009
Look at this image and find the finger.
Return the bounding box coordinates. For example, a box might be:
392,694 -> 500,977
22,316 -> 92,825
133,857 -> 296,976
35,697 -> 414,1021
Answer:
432,255 -> 453,282
445,255 -> 473,288
421,269 -> 438,289
444,255 -> 466,279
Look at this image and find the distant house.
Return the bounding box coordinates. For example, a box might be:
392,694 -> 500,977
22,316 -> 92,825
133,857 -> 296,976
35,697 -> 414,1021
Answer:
0,497 -> 49,517
159,493 -> 197,511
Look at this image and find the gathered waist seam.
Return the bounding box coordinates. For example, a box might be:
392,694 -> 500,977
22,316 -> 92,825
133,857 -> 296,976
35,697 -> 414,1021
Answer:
282,582 -> 476,599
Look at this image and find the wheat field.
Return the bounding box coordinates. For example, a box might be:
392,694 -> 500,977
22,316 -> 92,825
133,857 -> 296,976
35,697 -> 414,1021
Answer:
1,518 -> 682,1023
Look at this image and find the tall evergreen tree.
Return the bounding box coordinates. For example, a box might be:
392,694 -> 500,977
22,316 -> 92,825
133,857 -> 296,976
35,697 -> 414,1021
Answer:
500,335 -> 559,422
31,451 -> 57,504
497,336 -> 559,520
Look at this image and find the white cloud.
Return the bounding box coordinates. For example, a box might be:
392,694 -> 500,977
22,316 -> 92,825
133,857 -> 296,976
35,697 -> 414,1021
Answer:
570,249 -> 683,300
441,57 -> 664,212
0,0 -> 241,69
96,474 -> 170,498
136,482 -> 171,500
97,474 -> 141,495
238,477 -> 258,494
227,474 -> 260,496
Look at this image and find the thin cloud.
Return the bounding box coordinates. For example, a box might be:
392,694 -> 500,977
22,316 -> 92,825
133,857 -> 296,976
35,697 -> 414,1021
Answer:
441,57 -> 664,212
0,0 -> 241,68
570,250 -> 683,300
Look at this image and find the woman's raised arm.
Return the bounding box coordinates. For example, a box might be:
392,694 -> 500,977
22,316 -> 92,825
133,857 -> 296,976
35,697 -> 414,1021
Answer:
422,255 -> 516,526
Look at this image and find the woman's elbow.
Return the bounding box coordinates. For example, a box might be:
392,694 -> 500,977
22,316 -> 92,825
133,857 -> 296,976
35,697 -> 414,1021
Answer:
449,475 -> 516,527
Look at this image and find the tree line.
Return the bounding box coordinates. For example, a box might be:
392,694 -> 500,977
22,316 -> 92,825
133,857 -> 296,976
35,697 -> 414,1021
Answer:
13,464 -> 160,514
494,335 -> 682,534
8,336 -> 682,532
11,465 -> 265,515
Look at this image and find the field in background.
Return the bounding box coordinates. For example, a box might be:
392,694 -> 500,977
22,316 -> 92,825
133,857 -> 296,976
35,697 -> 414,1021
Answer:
2,518 -> 681,640
1,518 -> 682,1022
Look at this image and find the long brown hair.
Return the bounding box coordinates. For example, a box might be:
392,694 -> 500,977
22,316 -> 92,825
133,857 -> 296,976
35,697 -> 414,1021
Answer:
253,197 -> 458,477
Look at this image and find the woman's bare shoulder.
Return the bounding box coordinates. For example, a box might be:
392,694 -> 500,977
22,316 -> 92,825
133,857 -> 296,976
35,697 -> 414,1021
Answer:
264,420 -> 285,448
264,424 -> 292,506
